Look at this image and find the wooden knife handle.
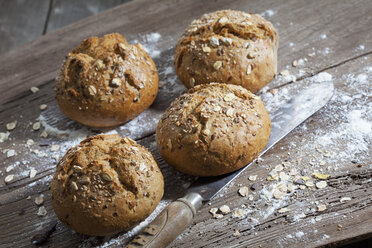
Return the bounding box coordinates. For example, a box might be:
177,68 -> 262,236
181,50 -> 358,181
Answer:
126,193 -> 203,248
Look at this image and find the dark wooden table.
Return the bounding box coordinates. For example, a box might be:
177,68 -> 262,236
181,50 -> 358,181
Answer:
0,0 -> 371,247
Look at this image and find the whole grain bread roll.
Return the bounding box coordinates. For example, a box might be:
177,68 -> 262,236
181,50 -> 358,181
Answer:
56,33 -> 158,128
174,10 -> 278,93
156,83 -> 271,176
50,134 -> 164,236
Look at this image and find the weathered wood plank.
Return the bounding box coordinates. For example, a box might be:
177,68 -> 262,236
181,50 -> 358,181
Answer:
0,0 -> 371,247
0,0 -> 371,107
45,0 -> 132,32
0,0 -> 50,55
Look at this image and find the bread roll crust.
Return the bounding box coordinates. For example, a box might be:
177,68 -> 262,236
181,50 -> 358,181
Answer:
56,33 -> 158,128
50,134 -> 164,236
174,10 -> 278,93
156,83 -> 271,176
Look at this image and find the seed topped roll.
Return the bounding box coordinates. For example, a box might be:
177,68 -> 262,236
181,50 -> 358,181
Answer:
156,83 -> 271,176
56,33 -> 158,128
50,134 -> 164,236
175,10 -> 278,92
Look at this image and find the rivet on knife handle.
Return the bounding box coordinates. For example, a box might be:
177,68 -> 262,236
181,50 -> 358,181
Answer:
126,193 -> 203,248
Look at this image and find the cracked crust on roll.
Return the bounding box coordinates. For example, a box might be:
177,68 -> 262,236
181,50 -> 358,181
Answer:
174,10 -> 278,93
56,33 -> 158,128
50,134 -> 164,236
156,83 -> 271,176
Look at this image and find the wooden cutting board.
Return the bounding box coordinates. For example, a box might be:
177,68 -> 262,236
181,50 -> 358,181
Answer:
0,0 -> 371,247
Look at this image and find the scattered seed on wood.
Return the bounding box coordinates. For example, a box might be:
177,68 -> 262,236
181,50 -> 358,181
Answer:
278,207 -> 291,213
316,181 -> 327,189
238,186 -> 249,197
29,169 -> 37,178
219,205 -> 231,214
39,104 -> 48,110
317,204 -> 327,212
248,175 -> 257,181
232,208 -> 245,218
5,174 -> 14,183
6,121 -> 17,130
313,172 -> 330,180
27,139 -> 34,146
50,145 -> 60,151
270,88 -> 279,95
233,229 -> 241,237
37,206 -> 47,216
32,122 -> 41,131
340,197 -> 351,203
30,87 -> 39,93
280,70 -> 290,76
34,195 -> 44,206
209,208 -> 218,215
7,149 -> 15,157
40,130 -> 48,138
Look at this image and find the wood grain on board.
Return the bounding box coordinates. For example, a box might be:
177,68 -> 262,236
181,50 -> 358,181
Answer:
0,0 -> 371,247
0,0 -> 50,55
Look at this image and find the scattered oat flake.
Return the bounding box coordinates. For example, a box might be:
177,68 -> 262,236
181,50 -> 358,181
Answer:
337,224 -> 342,231
233,230 -> 241,237
292,60 -> 298,67
37,206 -> 47,216
35,195 -> 44,206
340,197 -> 351,203
29,169 -> 37,178
40,130 -> 48,138
0,132 -> 10,143
316,181 -> 327,189
248,175 -> 257,181
30,86 -> 39,93
305,181 -> 314,187
317,204 -> 327,212
5,174 -> 14,183
209,208 -> 218,215
6,121 -> 17,130
214,213 -> 224,219
273,189 -> 286,199
6,165 -> 14,172
232,208 -> 245,218
279,172 -> 290,181
274,164 -> 283,171
7,149 -> 15,157
280,70 -> 290,76
238,186 -> 249,197
219,205 -> 231,214
51,144 -> 60,151
39,104 -> 47,110
278,207 -> 291,213
270,88 -> 279,95
32,122 -> 41,131
26,139 -> 34,146
313,172 -> 330,180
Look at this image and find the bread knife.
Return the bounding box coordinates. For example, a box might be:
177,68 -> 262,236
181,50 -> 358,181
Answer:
126,82 -> 334,248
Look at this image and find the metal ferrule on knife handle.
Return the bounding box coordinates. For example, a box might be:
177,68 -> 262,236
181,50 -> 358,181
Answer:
126,193 -> 203,248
